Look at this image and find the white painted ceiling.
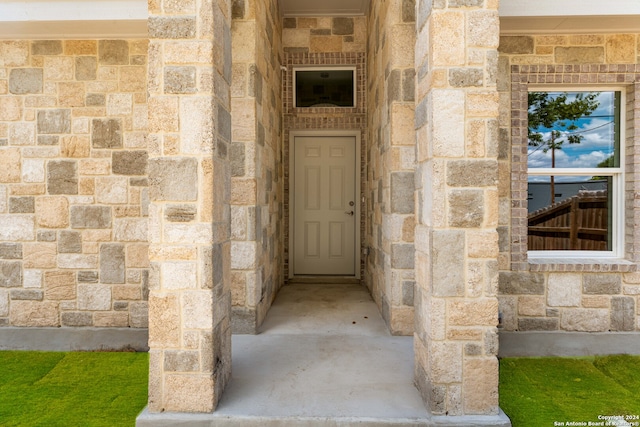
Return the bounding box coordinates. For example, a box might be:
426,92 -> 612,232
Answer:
279,0 -> 369,17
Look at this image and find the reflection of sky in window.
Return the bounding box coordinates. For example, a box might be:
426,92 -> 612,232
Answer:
528,92 -> 616,170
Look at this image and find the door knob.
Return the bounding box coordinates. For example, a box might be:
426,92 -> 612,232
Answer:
345,210 -> 354,216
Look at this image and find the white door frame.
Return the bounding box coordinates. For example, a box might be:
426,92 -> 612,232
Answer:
289,130 -> 361,279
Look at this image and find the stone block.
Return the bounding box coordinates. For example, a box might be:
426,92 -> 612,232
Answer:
107,94 -> 133,116
498,272 -> 545,295
332,17 -> 353,35
37,109 -> 71,134
77,284 -> 111,311
149,157 -> 198,201
95,177 -> 128,204
129,301 -> 148,328
430,341 -> 462,383
432,230 -> 465,296
449,299 -> 498,326
9,122 -> 35,146
447,160 -> 497,187
606,34 -> 635,63
555,47 -> 604,64
148,293 -> 180,346
58,254 -> 98,269
32,40 -> 62,55
100,244 -> 125,284
402,68 -> 415,102
23,243 -> 56,269
0,147 -> 21,182
38,135 -> 59,146
94,311 -> 129,327
22,159 -> 45,183
164,374 -> 215,412
149,16 -> 196,39
98,40 -> 129,65
61,312 -> 93,326
547,273 -> 581,307
37,230 -> 56,242
114,218 -> 148,242
518,296 -> 546,316
70,206 -> 112,229
10,301 -> 59,326
86,93 -> 105,106
165,204 -> 197,222
58,230 -> 82,254
611,297 -> 635,331
518,317 -> 558,331
448,68 -> 483,87
164,66 -> 197,94
0,216 -> 35,241
498,36 -> 533,54
402,0 -> 416,22
0,289 -> 9,316
91,119 -> 123,148
0,40 -> 30,67
75,56 -> 97,80
448,189 -> 483,228
61,136 -> 90,158
0,243 -> 22,259
463,358 -> 499,414
164,350 -> 200,372
126,244 -> 149,268
58,82 -> 85,107
0,97 -> 22,121
47,160 -> 78,195
35,196 -> 69,228
390,172 -> 414,214
44,270 -> 76,300
0,261 -> 22,287
78,271 -> 99,283
560,309 -> 609,332
9,68 -> 43,94
583,274 -> 621,295
10,197 -> 35,213
391,244 -> 414,269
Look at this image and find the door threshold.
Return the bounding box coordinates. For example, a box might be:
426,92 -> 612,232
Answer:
288,276 -> 361,285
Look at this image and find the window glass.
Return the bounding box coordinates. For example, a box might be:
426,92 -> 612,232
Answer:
295,69 -> 355,108
527,90 -> 620,253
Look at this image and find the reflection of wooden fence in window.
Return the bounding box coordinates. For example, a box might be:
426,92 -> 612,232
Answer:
528,190 -> 608,251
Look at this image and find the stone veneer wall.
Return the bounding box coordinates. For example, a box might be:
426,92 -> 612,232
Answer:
0,39 -> 149,328
498,34 -> 640,333
230,0 -> 284,333
146,0 -> 232,412
414,0 -> 501,416
281,16 -> 367,280
365,0 -> 416,336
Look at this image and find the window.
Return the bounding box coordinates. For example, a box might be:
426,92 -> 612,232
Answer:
527,88 -> 623,257
294,67 -> 356,108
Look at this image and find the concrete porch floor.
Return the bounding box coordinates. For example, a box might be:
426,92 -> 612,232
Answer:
137,283 -> 511,426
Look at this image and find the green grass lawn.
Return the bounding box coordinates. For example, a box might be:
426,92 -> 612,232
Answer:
0,351 -> 148,427
1,351 -> 639,426
500,355 -> 640,427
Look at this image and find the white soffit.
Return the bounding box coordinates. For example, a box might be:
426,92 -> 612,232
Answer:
500,0 -> 640,34
279,0 -> 369,17
0,0 -> 148,39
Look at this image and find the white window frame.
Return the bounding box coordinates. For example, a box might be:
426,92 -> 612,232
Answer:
527,86 -> 625,259
293,66 -> 357,109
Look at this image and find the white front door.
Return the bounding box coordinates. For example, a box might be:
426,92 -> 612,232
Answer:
293,135 -> 357,275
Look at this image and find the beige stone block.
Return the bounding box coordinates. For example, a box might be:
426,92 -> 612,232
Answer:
61,136 -> 90,158
9,123 -> 34,146
568,35 -> 603,45
467,231 -> 498,258
547,273 -> 581,307
463,358 -> 499,415
232,22 -> 256,61
58,82 -> 85,107
431,11 -> 465,66
624,272 -> 640,284
164,374 -> 214,412
24,270 -> 43,288
148,96 -> 179,133
390,306 -> 414,336
23,243 -> 57,269
58,254 -> 98,269
183,290 -> 213,329
161,262 -> 197,290
447,328 -> 483,341
468,10 -> 499,48
605,34 -> 636,63
113,284 -> 142,302
64,40 -> 97,55
231,271 -> 246,306
391,103 -> 415,146
283,28 -> 309,48
44,57 -> 74,81
0,148 -> 21,182
94,312 -> 129,327
82,229 -> 112,242
310,36 -> 343,53
231,241 -> 256,270
44,270 -> 76,300
0,41 -> 29,67
560,308 -> 609,332
555,46 -> 604,64
467,91 -> 499,118
10,300 -> 59,326
35,196 -> 69,228
535,46 -> 553,55
390,24 -> 415,68
230,178 -> 256,204
10,184 -> 46,196
77,283 -> 111,310
114,218 -> 148,242
402,216 -> 415,242
149,246 -> 197,261
0,97 -> 22,121
127,244 -> 149,268
181,97 -> 214,155
107,93 -> 133,116
536,35 -> 567,45
449,299 -> 499,326
431,90 -> 465,157
79,159 -> 111,175
466,120 -> 486,157
96,177 -> 128,204
231,98 -> 256,141
430,341 -> 462,382
164,41 -> 213,65
582,295 -> 609,308
518,296 -> 546,316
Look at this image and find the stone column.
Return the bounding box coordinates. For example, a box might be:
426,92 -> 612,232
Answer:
414,0 -> 501,416
146,0 -> 232,413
